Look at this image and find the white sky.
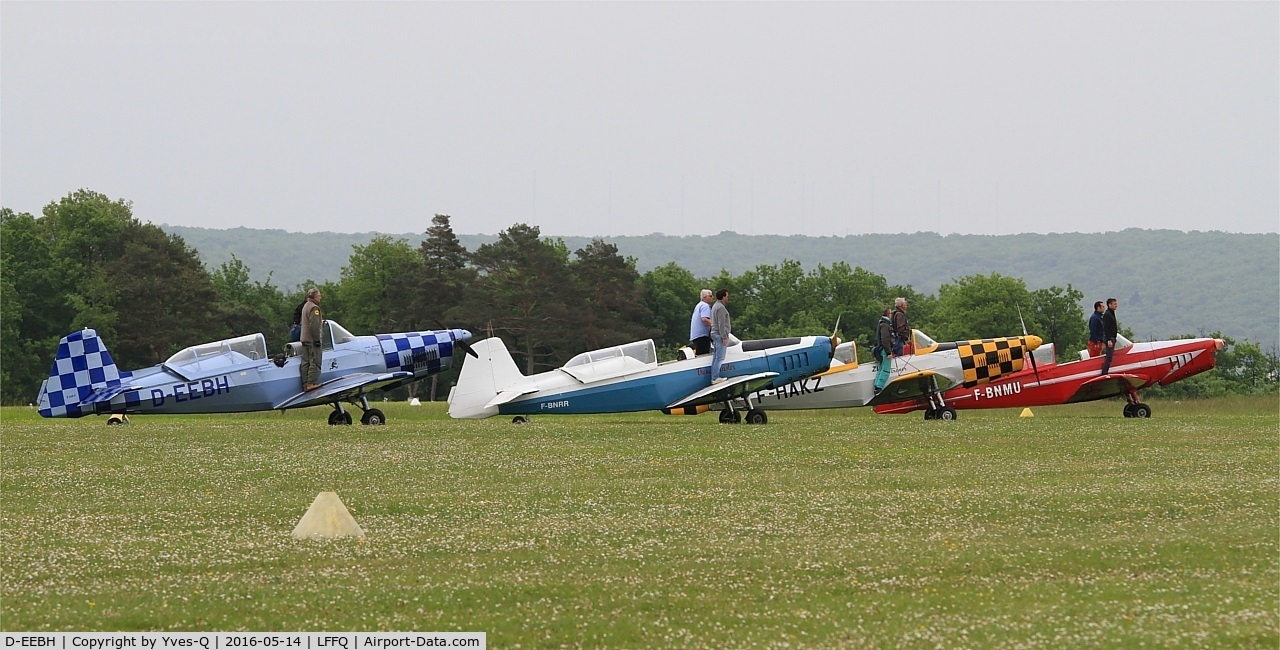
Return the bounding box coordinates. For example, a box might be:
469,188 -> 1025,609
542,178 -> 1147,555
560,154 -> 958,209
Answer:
2,2 -> 1276,237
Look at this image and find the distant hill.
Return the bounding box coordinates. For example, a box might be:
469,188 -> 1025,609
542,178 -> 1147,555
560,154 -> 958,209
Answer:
162,225 -> 1279,347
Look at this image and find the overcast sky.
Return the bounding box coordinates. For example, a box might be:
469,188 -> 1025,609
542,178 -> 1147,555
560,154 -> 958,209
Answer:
2,2 -> 1276,237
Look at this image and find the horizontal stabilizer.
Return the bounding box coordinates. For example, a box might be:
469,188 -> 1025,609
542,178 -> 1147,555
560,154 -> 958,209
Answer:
81,384 -> 143,405
485,388 -> 540,409
274,371 -> 412,410
666,372 -> 779,410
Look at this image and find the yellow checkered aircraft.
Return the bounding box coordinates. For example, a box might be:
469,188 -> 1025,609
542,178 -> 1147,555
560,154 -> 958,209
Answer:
695,329 -> 1042,421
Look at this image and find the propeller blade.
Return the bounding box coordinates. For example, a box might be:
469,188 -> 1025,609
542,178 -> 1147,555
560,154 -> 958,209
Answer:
435,320 -> 480,358
1014,306 -> 1041,383
457,337 -> 479,359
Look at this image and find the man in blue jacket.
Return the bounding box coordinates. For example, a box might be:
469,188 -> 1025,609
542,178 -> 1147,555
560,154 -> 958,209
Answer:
1087,301 -> 1106,357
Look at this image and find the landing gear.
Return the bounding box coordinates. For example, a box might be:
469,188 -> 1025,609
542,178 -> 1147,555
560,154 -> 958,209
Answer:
718,392 -> 768,424
1123,403 -> 1151,418
1121,384 -> 1151,418
327,394 -> 387,426
107,414 -> 129,426
922,384 -> 956,421
512,415 -> 529,424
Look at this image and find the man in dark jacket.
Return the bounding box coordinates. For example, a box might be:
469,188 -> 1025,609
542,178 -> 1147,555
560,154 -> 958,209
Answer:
290,300 -> 306,343
1101,298 -> 1119,375
891,297 -> 912,356
1087,301 -> 1106,357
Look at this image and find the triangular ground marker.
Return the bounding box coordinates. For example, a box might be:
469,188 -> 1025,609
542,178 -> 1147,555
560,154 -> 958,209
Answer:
409,397 -> 421,406
1019,408 -> 1034,418
292,492 -> 365,539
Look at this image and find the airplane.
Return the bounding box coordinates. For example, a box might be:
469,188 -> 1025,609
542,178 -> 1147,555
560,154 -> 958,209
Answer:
872,333 -> 1224,419
37,321 -> 475,425
447,333 -> 837,424
681,329 -> 1044,421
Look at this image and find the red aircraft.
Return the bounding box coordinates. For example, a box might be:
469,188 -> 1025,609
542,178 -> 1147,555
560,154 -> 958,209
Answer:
873,334 -> 1224,419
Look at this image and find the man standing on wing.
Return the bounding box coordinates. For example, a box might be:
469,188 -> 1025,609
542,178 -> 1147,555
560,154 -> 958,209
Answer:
1101,297 -> 1119,375
688,289 -> 715,356
300,288 -> 324,391
709,289 -> 732,384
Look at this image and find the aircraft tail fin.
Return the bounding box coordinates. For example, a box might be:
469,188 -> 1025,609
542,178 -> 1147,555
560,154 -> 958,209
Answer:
37,329 -> 134,418
447,337 -> 525,419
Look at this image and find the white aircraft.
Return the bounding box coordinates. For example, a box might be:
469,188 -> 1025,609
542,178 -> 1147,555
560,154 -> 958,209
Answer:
448,333 -> 837,424
698,330 -> 1043,420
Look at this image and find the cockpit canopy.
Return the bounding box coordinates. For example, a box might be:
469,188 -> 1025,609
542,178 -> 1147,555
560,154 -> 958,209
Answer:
324,321 -> 357,349
912,329 -> 938,352
562,339 -> 658,383
832,341 -> 858,366
164,333 -> 268,379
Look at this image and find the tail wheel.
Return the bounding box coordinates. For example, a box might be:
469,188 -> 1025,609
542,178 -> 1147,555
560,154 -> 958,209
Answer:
107,414 -> 127,426
937,408 -> 957,421
1130,403 -> 1151,419
361,409 -> 386,426
328,411 -> 353,426
512,415 -> 529,424
744,409 -> 768,425
718,410 -> 741,424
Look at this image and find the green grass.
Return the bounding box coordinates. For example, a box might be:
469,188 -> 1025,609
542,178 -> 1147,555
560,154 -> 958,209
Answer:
2,398 -> 1277,647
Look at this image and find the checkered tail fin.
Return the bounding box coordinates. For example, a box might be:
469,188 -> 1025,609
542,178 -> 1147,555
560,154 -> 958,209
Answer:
36,329 -> 127,418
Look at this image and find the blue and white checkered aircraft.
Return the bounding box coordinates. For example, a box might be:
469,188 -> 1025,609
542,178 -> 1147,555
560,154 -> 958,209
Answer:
36,321 -> 474,425
447,334 -> 836,424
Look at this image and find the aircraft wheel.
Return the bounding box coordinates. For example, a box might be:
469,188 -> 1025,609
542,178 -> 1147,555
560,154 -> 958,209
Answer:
923,409 -> 936,420
107,414 -> 127,426
1122,404 -> 1135,418
937,407 -> 957,421
1130,403 -> 1151,419
512,416 -> 529,424
744,409 -> 768,425
328,411 -> 353,426
718,410 -> 742,424
361,409 -> 386,426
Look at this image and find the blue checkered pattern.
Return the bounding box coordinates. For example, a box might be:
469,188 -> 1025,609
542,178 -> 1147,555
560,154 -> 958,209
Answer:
377,331 -> 454,375
38,329 -> 138,418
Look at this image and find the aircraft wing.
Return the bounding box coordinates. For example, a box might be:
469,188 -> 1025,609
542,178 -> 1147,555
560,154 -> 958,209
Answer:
273,371 -> 414,410
1064,373 -> 1145,404
865,369 -> 960,407
666,372 -> 779,410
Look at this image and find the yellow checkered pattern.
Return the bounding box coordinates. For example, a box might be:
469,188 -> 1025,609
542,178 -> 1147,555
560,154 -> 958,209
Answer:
957,337 -> 1028,387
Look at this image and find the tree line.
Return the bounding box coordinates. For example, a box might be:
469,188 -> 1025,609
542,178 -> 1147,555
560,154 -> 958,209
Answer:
3,190 -> 1275,405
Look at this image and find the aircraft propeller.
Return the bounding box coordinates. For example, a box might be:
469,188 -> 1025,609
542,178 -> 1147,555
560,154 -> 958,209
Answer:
829,314 -> 843,352
436,321 -> 479,358
1017,307 -> 1042,383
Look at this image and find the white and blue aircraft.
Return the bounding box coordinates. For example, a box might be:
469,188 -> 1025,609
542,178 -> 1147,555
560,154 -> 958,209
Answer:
447,334 -> 836,424
37,321 -> 474,425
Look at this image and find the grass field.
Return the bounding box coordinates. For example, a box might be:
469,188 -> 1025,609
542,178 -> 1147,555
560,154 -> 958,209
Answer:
2,398 -> 1277,647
